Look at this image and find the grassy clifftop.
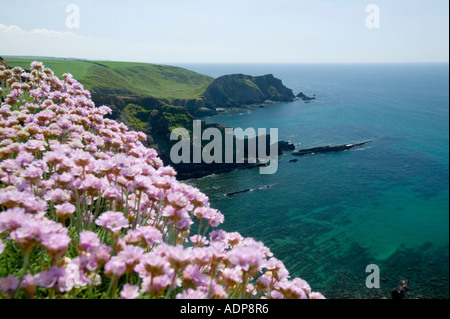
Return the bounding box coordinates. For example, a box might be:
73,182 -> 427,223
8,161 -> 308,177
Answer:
4,58 -> 213,101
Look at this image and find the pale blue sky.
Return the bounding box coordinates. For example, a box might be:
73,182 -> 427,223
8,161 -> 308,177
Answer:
0,0 -> 448,63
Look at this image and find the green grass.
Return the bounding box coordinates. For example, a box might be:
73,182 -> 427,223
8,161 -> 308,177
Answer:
5,58 -> 214,101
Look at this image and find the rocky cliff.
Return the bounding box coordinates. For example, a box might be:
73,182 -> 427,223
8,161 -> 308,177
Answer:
201,74 -> 295,110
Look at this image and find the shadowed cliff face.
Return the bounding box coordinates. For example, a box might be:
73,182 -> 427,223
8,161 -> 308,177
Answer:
202,74 -> 295,109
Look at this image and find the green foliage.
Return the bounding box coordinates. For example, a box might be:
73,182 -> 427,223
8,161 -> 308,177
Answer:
162,105 -> 193,133
123,104 -> 151,131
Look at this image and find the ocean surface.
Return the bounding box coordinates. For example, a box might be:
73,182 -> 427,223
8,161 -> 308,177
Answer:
175,63 -> 449,299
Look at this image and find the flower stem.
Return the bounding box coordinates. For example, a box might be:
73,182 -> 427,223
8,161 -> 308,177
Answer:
12,248 -> 31,299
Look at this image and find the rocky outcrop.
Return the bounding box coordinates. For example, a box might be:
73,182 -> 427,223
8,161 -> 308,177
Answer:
202,74 -> 295,110
165,122 -> 296,180
293,141 -> 371,156
297,92 -> 316,102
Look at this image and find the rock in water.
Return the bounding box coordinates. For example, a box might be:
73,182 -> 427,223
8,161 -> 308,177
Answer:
391,280 -> 409,299
293,141 -> 372,156
297,92 -> 316,101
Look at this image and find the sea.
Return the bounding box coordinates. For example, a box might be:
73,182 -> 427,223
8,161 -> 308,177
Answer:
175,63 -> 449,299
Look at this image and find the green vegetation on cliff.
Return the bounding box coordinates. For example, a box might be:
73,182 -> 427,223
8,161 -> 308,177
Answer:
5,58 -> 213,101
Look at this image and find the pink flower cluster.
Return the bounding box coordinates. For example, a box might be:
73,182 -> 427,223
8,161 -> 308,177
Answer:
0,62 -> 324,299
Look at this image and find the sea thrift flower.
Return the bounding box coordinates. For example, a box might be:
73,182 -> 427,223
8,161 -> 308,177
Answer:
42,233 -> 71,257
141,275 -> 172,295
190,235 -> 209,247
37,267 -> 66,290
220,267 -> 243,287
138,226 -> 163,245
309,292 -> 326,299
229,245 -> 265,276
182,264 -> 207,288
275,280 -> 307,299
31,61 -> 44,70
117,245 -> 144,270
136,253 -> 170,278
54,203 -> 76,223
104,256 -> 127,278
21,274 -> 37,298
95,211 -> 129,233
176,288 -> 207,299
120,284 -> 140,299
79,231 -> 101,251
0,275 -> 20,296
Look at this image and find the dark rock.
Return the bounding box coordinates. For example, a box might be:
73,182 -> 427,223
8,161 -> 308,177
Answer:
194,107 -> 217,117
297,92 -> 316,101
293,141 -> 372,156
289,159 -> 299,163
202,74 -> 295,109
226,189 -> 253,197
277,140 -> 296,154
391,280 -> 409,299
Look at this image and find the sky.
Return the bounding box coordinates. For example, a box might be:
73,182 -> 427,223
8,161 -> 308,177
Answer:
0,0 -> 448,63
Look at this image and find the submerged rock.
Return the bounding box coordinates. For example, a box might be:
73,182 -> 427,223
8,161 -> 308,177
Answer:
391,280 -> 409,299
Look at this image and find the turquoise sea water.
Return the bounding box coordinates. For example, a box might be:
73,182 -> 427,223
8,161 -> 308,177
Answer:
176,63 -> 449,299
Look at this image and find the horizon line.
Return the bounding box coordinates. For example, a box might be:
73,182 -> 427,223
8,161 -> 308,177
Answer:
2,55 -> 449,65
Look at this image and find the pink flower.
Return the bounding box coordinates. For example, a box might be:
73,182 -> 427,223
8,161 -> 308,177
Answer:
309,292 -> 326,299
167,192 -> 188,209
182,264 -> 207,288
229,245 -> 264,276
44,189 -> 71,204
220,267 -> 243,287
190,235 -> 209,247
265,258 -> 289,281
104,256 -> 127,278
141,275 -> 172,295
0,189 -> 25,208
292,277 -> 312,295
21,274 -> 37,297
256,275 -> 273,290
120,284 -> 140,299
9,219 -> 43,247
275,280 -> 307,299
0,207 -> 27,234
138,226 -> 162,246
55,203 -> 76,222
42,233 -> 71,256
73,151 -> 93,167
0,275 -> 19,296
166,245 -> 192,269
176,288 -> 207,299
135,252 -> 172,278
37,267 -> 66,290
95,211 -> 129,233
117,245 -> 144,269
31,61 -> 44,70
79,231 -> 101,251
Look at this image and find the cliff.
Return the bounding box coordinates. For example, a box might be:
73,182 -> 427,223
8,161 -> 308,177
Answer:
201,74 -> 295,110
